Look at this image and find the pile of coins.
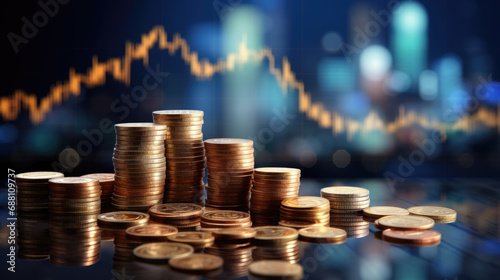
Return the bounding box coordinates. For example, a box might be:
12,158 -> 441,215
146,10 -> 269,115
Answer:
251,167 -> 301,226
374,215 -> 441,246
48,177 -> 102,266
112,123 -> 167,211
279,196 -> 330,228
81,173 -> 115,212
408,206 -> 457,223
167,231 -> 214,251
204,138 -> 254,211
204,228 -> 255,279
16,171 -> 63,211
152,110 -> 205,203
97,211 -> 150,262
249,260 -> 304,280
200,210 -> 252,229
17,212 -> 50,260
253,226 -> 300,263
148,203 -> 203,230
321,186 -> 370,238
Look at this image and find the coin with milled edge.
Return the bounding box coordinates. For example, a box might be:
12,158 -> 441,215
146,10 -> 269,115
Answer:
125,224 -> 178,241
97,211 -> 149,229
376,215 -> 435,230
363,206 -> 410,218
407,206 -> 457,223
298,226 -> 347,244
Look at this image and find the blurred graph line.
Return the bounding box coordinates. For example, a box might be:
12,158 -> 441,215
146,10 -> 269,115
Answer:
1,26 -> 499,139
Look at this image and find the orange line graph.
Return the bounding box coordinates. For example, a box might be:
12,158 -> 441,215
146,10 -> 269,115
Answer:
1,26 -> 498,139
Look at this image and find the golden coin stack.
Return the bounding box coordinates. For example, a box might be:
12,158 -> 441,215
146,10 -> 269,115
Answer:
279,196 -> 330,228
152,110 -> 205,203
17,212 -> 50,260
48,177 -> 102,266
321,186 -> 370,238
16,171 -> 64,212
97,211 -> 150,262
81,173 -> 115,212
204,138 -> 254,211
112,123 -> 167,211
200,210 -> 252,229
204,228 -> 255,278
408,206 -> 457,223
251,167 -> 301,226
148,203 -> 203,230
253,226 -> 300,264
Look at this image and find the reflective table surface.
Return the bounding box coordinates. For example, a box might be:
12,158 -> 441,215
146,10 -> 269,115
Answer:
1,179 -> 499,280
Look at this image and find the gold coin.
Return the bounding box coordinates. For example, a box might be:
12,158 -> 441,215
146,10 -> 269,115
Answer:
125,224 -> 178,241
48,177 -> 98,186
407,206 -> 457,222
149,203 -> 203,218
253,167 -> 301,175
254,226 -> 298,242
152,109 -> 204,117
133,242 -> 194,262
320,186 -> 369,197
97,211 -> 149,228
167,231 -> 214,246
248,260 -> 303,278
377,215 -> 435,230
281,196 -> 330,209
298,226 -> 347,244
168,253 -> 223,273
16,171 -> 64,182
382,229 -> 441,246
208,228 -> 256,240
204,138 -> 253,146
202,210 -> 250,223
115,122 -> 167,130
363,206 -> 409,218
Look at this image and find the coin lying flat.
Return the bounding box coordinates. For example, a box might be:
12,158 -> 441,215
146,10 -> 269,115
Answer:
248,260 -> 303,279
254,226 -> 298,245
382,229 -> 441,246
376,215 -> 435,230
320,186 -> 369,198
133,242 -> 194,263
298,226 -> 347,244
407,206 -> 457,223
168,253 -> 223,273
363,206 -> 410,219
97,211 -> 149,229
125,224 -> 178,241
167,231 -> 214,250
209,228 -> 257,240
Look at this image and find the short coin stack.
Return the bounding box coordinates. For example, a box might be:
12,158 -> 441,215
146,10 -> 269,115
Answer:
204,228 -> 255,279
148,203 -> 203,230
204,138 -> 254,211
81,173 -> 115,212
251,167 -> 301,226
112,123 -> 167,211
321,186 -> 370,238
200,210 -> 252,229
253,226 -> 300,264
48,177 -> 102,266
16,171 -> 64,212
167,231 -> 214,251
279,196 -> 330,228
152,110 -> 205,203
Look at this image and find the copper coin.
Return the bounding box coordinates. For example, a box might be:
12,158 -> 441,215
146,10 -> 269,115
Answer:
168,253 -> 223,273
377,215 -> 435,230
382,229 -> 441,245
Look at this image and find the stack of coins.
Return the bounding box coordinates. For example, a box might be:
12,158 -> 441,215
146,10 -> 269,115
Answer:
152,110 -> 205,203
204,138 -> 254,211
253,226 -> 300,263
363,206 -> 409,223
16,171 -> 64,212
408,206 -> 457,223
167,231 -> 214,251
112,123 -> 167,211
48,177 -> 102,266
17,212 -> 50,260
200,210 -> 252,229
251,167 -> 301,226
279,196 -> 330,228
204,228 -> 255,279
97,211 -> 150,262
248,260 -> 304,280
148,203 -> 202,230
126,224 -> 178,242
81,173 -> 115,212
321,186 -> 370,238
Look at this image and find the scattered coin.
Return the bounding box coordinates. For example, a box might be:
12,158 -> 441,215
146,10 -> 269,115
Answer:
126,224 -> 178,242
376,215 -> 435,230
382,229 -> 441,246
133,242 -> 194,263
407,206 -> 457,223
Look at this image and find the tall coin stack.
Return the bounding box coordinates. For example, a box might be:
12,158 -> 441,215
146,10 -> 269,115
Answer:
16,171 -> 64,212
81,173 -> 115,212
112,123 -> 167,211
321,186 -> 370,238
204,138 -> 254,211
251,167 -> 301,226
48,177 -> 102,266
279,196 -> 330,228
152,110 -> 205,203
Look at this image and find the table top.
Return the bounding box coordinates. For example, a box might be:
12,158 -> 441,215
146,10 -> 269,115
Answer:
1,178 -> 499,280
